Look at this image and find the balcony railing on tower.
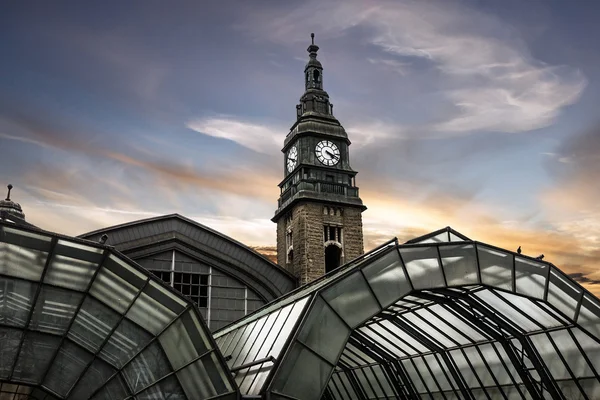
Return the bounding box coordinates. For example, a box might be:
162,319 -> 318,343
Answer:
278,180 -> 360,208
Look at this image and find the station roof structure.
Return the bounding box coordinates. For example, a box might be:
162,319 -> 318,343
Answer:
2,219 -> 600,400
214,227 -> 600,400
0,221 -> 238,399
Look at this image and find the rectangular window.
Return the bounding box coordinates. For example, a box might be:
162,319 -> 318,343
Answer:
173,272 -> 209,308
326,174 -> 334,182
150,270 -> 171,285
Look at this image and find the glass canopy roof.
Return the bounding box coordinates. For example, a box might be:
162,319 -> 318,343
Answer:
0,222 -> 237,399
214,227 -> 600,400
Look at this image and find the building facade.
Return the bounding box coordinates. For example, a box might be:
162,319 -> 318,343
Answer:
79,214 -> 296,331
273,34 -> 366,285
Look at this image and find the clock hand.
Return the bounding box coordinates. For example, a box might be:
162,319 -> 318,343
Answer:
325,150 -> 339,159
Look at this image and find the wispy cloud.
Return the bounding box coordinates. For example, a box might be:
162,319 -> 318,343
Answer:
240,0 -> 586,136
367,58 -> 411,75
187,116 -> 285,154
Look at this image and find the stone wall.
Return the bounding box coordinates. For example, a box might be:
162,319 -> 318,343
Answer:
276,202 -> 364,285
341,206 -> 364,263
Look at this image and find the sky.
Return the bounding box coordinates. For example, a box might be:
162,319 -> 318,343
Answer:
1,0 -> 599,295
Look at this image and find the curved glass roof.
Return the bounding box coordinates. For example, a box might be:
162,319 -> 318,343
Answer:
214,227 -> 600,400
0,223 -> 237,399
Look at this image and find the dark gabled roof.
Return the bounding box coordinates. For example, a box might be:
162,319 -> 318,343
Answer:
78,213 -> 297,301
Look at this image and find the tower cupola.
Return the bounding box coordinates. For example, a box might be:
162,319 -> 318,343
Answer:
0,184 -> 26,220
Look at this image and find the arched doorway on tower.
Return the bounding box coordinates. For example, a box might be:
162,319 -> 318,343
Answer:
325,243 -> 341,273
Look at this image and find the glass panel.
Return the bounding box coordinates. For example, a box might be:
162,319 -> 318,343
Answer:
237,308 -> 280,368
0,327 -> 22,378
12,332 -> 61,383
571,328 -> 600,374
231,315 -> 269,367
477,245 -> 513,291
477,343 -> 512,386
549,329 -> 593,378
268,296 -> 309,358
177,353 -> 231,398
492,343 -> 523,384
547,269 -> 581,321
322,272 -> 380,328
123,341 -> 172,393
144,281 -> 186,315
530,333 -> 569,379
449,349 -> 480,388
0,277 -> 37,328
400,247 -> 445,289
136,375 -> 186,399
581,378 -> 600,400
273,342 -> 334,400
159,309 -> 210,371
577,294 -> 600,340
99,318 -> 153,368
429,304 -> 487,342
440,244 -> 478,286
89,267 -> 140,314
355,367 -> 376,398
67,358 -> 116,400
496,290 -> 562,329
226,320 -> 257,368
0,227 -> 52,281
401,359 -> 426,393
362,249 -> 411,307
43,339 -> 94,396
514,257 -> 547,299
29,285 -> 83,335
126,291 -> 176,335
89,375 -> 130,400
450,232 -> 466,242
474,290 -> 539,332
417,308 -> 471,345
68,296 -> 121,353
43,240 -> 104,291
297,297 -> 350,364
463,346 -> 496,387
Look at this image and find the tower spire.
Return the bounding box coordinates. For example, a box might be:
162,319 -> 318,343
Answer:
297,32 -> 333,118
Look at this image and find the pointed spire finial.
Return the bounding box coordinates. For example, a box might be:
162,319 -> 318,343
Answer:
311,33 -> 315,45
6,184 -> 13,201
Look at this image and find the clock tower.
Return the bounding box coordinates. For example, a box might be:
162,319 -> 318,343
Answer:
273,34 -> 366,285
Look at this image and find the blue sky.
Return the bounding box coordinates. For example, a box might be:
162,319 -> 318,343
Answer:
1,0 -> 599,294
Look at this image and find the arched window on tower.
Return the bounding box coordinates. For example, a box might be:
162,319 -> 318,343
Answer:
313,69 -> 320,83
325,244 -> 341,273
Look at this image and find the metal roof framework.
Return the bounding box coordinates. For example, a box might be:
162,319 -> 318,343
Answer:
214,227 -> 600,400
0,222 -> 238,400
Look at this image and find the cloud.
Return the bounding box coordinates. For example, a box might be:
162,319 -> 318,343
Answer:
0,104 -> 282,209
239,0 -> 586,136
187,116 -> 285,154
367,58 -> 411,75
543,122 -> 600,212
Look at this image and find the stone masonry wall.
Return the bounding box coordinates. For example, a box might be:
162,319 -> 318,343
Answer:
276,218 -> 287,272
276,202 -> 365,285
341,206 -> 364,263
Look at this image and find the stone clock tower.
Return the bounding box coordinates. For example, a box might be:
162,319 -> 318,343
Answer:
273,34 -> 366,285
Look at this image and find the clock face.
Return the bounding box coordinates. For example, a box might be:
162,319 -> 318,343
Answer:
315,140 -> 340,166
287,145 -> 298,172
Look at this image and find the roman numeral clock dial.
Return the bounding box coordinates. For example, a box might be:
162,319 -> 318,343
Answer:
287,145 -> 298,172
315,140 -> 340,166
